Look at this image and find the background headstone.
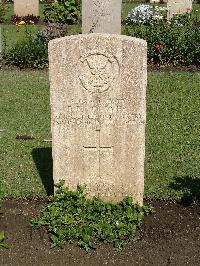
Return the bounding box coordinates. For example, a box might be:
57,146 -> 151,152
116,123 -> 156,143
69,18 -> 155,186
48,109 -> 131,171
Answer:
49,34 -> 147,205
14,0 -> 39,17
82,0 -> 122,34
167,0 -> 192,20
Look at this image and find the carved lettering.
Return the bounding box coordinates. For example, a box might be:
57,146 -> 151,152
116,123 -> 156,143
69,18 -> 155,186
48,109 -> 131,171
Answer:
53,98 -> 144,128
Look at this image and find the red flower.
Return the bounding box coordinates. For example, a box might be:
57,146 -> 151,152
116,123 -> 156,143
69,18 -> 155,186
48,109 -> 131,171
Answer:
120,235 -> 126,240
155,44 -> 163,50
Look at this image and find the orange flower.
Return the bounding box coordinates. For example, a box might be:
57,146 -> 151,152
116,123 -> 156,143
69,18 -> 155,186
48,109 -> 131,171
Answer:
155,44 -> 163,50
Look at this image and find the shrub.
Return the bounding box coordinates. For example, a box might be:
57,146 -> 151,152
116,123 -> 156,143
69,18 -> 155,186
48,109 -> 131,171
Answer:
125,10 -> 200,67
126,4 -> 167,26
32,181 -> 154,252
36,23 -> 68,45
43,0 -> 81,24
0,2 -> 7,23
4,28 -> 48,69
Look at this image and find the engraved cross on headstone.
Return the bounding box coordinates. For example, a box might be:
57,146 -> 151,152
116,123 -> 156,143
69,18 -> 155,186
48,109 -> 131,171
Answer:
84,129 -> 113,177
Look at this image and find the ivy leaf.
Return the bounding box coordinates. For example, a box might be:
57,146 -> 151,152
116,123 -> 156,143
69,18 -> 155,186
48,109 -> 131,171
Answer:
0,243 -> 9,249
0,231 -> 5,242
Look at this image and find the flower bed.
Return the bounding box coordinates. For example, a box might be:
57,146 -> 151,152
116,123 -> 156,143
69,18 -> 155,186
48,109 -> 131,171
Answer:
125,4 -> 200,66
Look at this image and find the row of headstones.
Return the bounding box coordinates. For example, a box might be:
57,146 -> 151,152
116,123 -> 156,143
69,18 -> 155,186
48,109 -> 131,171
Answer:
14,0 -> 193,22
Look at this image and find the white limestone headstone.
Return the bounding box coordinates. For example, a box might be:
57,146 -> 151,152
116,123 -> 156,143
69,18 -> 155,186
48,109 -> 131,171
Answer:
14,0 -> 39,17
82,0 -> 122,34
49,34 -> 147,205
167,0 -> 192,20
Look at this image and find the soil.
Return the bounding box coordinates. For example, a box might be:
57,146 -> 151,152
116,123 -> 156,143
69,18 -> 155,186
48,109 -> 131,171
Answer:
0,199 -> 199,266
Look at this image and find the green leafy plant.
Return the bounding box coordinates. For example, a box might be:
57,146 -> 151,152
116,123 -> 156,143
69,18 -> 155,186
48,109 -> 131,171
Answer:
32,180 -> 154,252
43,0 -> 81,24
4,27 -> 48,69
125,20 -> 200,66
0,2 -> 7,23
0,204 -> 9,249
0,231 -> 9,249
36,23 -> 68,45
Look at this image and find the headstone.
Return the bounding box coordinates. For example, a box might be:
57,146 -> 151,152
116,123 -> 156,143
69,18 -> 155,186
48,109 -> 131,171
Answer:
167,0 -> 192,20
82,0 -> 122,34
14,0 -> 39,17
49,34 -> 147,205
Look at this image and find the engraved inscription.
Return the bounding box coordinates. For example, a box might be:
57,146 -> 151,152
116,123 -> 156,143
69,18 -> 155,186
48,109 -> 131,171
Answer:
53,98 -> 144,128
79,52 -> 119,93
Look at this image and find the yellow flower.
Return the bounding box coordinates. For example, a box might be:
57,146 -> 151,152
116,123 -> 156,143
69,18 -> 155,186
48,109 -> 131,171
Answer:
29,20 -> 34,24
18,20 -> 26,26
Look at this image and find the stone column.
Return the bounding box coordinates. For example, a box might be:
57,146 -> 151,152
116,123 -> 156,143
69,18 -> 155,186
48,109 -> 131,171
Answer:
82,0 -> 122,34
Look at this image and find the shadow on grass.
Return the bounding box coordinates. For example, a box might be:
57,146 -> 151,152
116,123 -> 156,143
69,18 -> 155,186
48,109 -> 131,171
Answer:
32,148 -> 54,196
169,176 -> 200,206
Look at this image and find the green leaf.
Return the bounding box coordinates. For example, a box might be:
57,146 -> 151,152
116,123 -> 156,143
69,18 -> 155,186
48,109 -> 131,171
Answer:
0,231 -> 5,242
0,243 -> 9,249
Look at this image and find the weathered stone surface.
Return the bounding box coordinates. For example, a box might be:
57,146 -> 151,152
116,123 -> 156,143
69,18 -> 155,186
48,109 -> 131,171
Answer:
14,0 -> 39,17
167,0 -> 192,20
82,0 -> 122,34
49,34 -> 147,205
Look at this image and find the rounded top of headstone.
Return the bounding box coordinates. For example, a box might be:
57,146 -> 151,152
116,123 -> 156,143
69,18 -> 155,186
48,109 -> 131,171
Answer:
48,33 -> 147,48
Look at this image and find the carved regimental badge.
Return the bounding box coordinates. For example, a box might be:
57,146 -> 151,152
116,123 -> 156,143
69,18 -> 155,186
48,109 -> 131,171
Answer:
79,52 -> 119,93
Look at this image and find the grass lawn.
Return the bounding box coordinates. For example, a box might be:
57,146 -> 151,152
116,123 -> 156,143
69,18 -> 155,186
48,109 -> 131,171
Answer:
2,25 -> 43,49
0,70 -> 199,200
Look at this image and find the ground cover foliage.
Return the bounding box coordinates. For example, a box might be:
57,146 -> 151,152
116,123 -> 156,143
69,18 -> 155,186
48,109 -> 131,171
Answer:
0,71 -> 199,201
0,205 -> 9,249
32,181 -> 153,251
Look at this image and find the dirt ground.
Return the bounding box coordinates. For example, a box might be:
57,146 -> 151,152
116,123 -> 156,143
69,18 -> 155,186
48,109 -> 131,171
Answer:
0,199 -> 199,266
